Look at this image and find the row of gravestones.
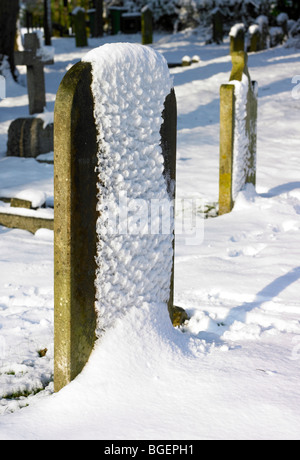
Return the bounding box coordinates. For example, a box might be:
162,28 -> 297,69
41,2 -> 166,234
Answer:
3,44 -> 256,225
213,9 -> 290,51
1,45 -> 257,393
72,5 -> 153,47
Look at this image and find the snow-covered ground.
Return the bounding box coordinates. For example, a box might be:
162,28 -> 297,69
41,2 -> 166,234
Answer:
0,27 -> 300,439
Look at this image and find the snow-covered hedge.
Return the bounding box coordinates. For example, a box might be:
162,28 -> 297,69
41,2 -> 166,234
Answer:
105,0 -> 273,31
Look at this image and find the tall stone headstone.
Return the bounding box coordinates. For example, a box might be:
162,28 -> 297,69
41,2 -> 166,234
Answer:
141,6 -> 153,45
14,33 -> 54,114
229,23 -> 245,54
212,8 -> 223,44
219,51 -> 257,215
54,44 -> 177,391
72,7 -> 88,47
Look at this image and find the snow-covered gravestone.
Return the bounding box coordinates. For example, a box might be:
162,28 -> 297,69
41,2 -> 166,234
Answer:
219,51 -> 257,215
248,24 -> 261,52
54,44 -> 177,391
256,15 -> 269,50
229,23 -> 245,54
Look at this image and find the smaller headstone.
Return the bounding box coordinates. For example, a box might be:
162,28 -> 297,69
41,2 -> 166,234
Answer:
256,15 -> 269,50
248,24 -> 261,52
192,55 -> 200,63
269,26 -> 284,47
182,55 -> 191,66
121,12 -> 141,34
14,33 -> 54,114
219,51 -> 257,215
88,8 -> 97,37
141,6 -> 153,45
277,12 -> 289,37
109,6 -> 128,35
229,23 -> 245,54
7,118 -> 53,158
72,7 -> 88,47
212,7 -> 223,44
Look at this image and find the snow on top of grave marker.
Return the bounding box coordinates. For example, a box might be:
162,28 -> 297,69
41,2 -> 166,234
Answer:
229,23 -> 245,37
83,43 -> 174,332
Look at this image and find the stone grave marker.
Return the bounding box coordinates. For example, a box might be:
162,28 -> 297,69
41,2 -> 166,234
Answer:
229,23 -> 245,54
212,7 -> 223,44
72,7 -> 88,47
7,117 -> 53,158
14,32 -> 54,115
141,6 -> 153,45
269,27 -> 284,47
219,51 -> 257,215
248,24 -> 261,52
256,15 -> 269,50
276,12 -> 289,38
54,43 -> 179,391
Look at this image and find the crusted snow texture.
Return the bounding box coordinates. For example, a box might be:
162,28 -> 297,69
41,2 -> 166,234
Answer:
231,73 -> 251,200
83,43 -> 174,332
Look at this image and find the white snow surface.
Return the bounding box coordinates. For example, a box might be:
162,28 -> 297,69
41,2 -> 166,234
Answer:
83,43 -> 174,332
0,28 -> 300,440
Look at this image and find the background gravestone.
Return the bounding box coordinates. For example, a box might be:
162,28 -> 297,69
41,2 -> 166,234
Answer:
14,32 -> 54,115
256,15 -> 269,50
141,6 -> 153,45
54,45 -> 177,392
219,51 -> 257,215
72,8 -> 88,47
248,24 -> 261,52
212,8 -> 223,44
230,24 -> 245,54
7,118 -> 53,158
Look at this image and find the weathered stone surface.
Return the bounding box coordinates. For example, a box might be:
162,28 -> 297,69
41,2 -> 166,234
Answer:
171,306 -> 190,327
0,213 -> 53,233
219,84 -> 235,215
160,88 -> 177,320
7,117 -> 53,158
10,198 -> 31,208
54,61 -> 97,392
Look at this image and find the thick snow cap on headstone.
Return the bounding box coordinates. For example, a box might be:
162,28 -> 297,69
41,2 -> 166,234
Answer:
82,43 -> 174,331
229,23 -> 245,37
